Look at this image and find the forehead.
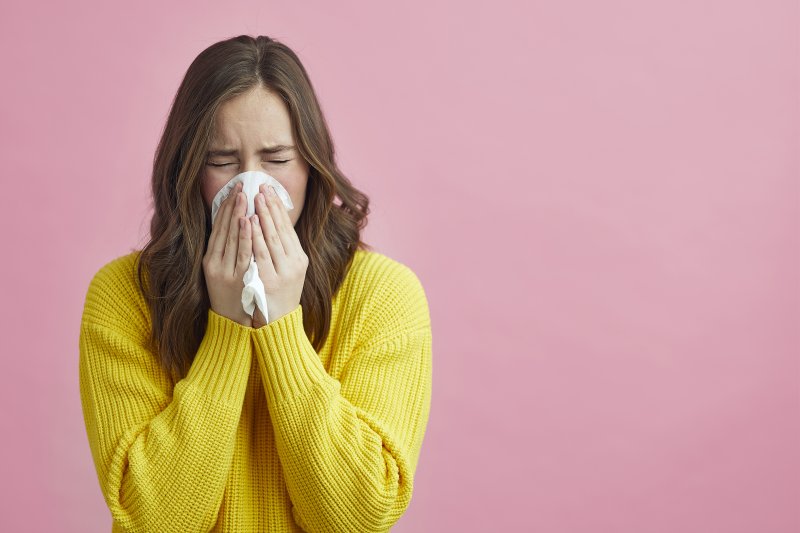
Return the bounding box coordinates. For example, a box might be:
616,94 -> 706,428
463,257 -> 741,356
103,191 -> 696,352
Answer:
211,87 -> 292,145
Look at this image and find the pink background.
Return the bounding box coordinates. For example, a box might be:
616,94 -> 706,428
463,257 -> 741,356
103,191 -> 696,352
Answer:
1,1 -> 798,531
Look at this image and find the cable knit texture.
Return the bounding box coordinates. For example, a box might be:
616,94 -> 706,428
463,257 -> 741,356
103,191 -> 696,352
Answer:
78,249 -> 432,533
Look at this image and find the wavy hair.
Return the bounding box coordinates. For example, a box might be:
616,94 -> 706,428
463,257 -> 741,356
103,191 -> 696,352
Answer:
135,34 -> 372,383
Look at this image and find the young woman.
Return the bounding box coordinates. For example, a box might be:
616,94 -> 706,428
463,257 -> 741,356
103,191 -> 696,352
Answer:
78,34 -> 432,533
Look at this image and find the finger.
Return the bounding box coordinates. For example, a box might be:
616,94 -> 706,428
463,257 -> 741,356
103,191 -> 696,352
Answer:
261,184 -> 303,257
209,182 -> 241,260
223,188 -> 247,274
255,190 -> 288,271
212,184 -> 239,260
272,185 -> 303,256
263,187 -> 295,256
236,214 -> 252,277
250,214 -> 278,278
259,185 -> 297,255
207,191 -> 232,259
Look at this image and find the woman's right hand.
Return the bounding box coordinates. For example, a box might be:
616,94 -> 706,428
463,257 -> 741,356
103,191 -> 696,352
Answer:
202,182 -> 254,327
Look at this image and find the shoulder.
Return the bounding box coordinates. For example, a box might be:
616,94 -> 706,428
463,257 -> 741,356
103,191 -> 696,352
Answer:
339,249 -> 431,345
81,250 -> 150,340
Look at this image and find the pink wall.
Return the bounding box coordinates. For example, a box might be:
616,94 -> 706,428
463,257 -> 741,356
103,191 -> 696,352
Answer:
1,0 -> 797,531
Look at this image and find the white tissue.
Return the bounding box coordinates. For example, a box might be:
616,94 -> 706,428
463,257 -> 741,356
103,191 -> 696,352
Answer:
210,170 -> 294,323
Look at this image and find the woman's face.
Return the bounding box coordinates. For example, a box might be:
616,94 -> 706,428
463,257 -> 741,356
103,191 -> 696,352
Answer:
201,85 -> 309,226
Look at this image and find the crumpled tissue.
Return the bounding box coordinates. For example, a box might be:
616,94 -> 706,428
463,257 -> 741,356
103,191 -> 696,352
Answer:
210,170 -> 294,323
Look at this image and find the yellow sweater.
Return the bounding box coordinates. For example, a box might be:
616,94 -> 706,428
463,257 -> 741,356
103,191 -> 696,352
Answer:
78,249 -> 432,533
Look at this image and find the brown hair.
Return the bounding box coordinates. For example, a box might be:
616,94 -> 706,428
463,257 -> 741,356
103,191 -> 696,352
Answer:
135,34 -> 372,383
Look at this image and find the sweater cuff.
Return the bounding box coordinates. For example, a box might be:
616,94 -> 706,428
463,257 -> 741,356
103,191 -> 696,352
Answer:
251,304 -> 334,406
183,308 -> 252,406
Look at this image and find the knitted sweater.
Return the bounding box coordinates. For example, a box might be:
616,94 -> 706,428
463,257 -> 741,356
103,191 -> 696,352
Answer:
78,249 -> 432,533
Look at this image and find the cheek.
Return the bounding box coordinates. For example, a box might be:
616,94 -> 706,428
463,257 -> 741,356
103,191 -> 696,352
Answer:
286,168 -> 308,196
201,181 -> 216,208
202,172 -> 233,206
287,182 -> 306,209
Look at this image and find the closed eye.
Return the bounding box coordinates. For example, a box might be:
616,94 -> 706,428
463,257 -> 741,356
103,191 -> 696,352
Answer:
207,160 -> 290,167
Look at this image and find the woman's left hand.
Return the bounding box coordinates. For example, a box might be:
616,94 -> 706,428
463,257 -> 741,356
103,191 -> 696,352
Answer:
249,184 -> 308,328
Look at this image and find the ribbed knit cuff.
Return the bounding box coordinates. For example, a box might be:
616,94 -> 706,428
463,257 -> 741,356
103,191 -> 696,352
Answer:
251,304 -> 333,406
184,308 -> 252,406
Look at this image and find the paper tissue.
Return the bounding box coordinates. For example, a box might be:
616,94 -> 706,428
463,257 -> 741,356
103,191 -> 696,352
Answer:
210,170 -> 294,323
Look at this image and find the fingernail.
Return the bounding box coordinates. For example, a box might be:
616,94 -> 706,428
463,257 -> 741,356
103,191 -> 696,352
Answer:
268,186 -> 276,196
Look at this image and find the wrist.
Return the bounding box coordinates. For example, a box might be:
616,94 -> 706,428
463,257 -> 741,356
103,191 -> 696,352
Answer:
252,308 -> 267,328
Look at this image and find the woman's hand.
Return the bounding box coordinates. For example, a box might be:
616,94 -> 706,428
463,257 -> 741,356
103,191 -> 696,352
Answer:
203,182 -> 254,327
249,184 -> 308,327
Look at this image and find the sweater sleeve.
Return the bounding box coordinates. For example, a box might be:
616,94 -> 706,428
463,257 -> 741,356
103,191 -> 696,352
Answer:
78,272 -> 253,533
251,270 -> 433,533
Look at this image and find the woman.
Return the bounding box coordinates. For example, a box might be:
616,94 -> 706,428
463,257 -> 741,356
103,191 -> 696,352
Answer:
78,34 -> 432,533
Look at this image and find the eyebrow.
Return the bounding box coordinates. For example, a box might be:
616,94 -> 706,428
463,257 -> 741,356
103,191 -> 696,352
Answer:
206,144 -> 296,157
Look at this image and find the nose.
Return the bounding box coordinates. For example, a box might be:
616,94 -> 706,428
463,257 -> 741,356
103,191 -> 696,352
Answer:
241,158 -> 263,174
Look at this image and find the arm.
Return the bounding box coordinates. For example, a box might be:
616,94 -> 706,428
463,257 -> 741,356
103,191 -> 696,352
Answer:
79,280 -> 252,533
252,272 -> 433,533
